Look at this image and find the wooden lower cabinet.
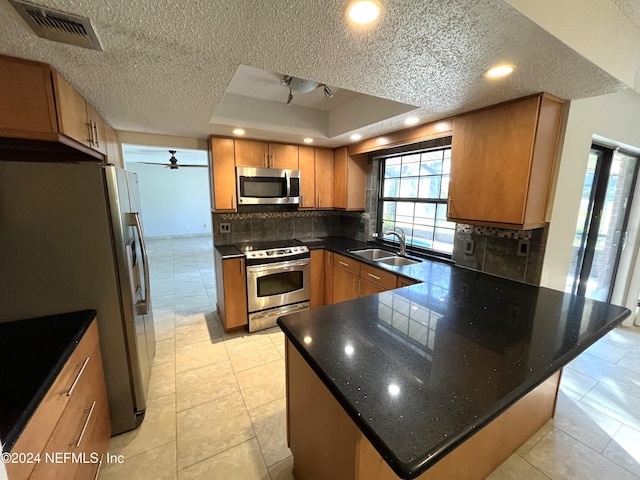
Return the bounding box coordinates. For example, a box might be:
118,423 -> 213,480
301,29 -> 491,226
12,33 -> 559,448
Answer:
324,251 -> 334,305
214,251 -> 248,331
6,319 -> 110,480
310,250 -> 325,308
333,266 -> 360,304
397,276 -> 419,288
286,339 -> 561,480
329,252 -> 405,304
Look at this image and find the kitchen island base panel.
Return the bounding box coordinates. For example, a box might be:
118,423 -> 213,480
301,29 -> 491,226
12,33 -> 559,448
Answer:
286,340 -> 561,480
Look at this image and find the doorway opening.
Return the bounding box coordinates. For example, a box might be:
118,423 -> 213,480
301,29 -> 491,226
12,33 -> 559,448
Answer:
567,144 -> 639,301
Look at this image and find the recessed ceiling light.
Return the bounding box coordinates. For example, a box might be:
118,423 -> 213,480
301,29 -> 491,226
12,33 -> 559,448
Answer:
485,64 -> 516,79
350,134 -> 362,141
232,128 -> 245,135
404,117 -> 420,126
347,0 -> 382,25
303,138 -> 313,143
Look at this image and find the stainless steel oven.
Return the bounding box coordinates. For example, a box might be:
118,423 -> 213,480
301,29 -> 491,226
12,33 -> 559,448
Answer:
240,242 -> 310,332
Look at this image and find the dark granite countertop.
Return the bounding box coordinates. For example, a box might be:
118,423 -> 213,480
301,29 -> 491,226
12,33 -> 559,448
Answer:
214,244 -> 243,258
277,263 -> 630,479
0,310 -> 96,452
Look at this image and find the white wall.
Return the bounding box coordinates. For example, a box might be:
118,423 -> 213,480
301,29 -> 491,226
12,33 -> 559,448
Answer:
126,162 -> 212,238
542,89 -> 640,321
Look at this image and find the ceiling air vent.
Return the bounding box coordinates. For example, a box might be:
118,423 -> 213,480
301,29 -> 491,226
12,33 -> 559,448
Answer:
9,0 -> 103,51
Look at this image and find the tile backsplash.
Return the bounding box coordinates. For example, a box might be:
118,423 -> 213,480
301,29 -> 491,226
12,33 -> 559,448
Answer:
452,224 -> 549,285
212,210 -> 342,245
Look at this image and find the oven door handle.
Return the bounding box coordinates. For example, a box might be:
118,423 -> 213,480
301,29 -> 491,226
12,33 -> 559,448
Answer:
250,302 -> 309,321
246,258 -> 310,274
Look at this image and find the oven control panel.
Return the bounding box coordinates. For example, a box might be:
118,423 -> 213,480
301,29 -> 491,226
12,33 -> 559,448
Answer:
245,245 -> 309,260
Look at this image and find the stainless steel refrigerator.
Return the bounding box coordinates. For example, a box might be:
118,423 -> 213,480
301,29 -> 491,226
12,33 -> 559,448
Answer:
0,161 -> 156,435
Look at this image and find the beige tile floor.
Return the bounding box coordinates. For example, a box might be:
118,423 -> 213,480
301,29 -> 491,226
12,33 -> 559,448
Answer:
99,235 -> 640,480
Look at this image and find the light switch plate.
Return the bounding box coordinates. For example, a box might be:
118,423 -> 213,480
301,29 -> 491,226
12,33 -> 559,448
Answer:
220,223 -> 231,233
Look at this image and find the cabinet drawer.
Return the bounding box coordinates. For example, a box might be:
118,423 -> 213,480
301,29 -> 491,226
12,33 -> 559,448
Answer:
333,253 -> 361,276
360,263 -> 397,290
6,321 -> 99,480
31,343 -> 108,480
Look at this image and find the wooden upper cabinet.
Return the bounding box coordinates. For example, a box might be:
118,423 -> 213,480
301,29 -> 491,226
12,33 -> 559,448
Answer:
86,103 -> 107,155
210,137 -> 237,212
0,55 -> 57,138
104,124 -> 124,168
235,139 -> 269,168
269,143 -> 299,169
448,94 -> 564,229
299,146 -> 334,210
299,146 -> 316,209
315,148 -> 334,209
52,72 -> 91,147
333,147 -> 366,211
234,140 -> 299,169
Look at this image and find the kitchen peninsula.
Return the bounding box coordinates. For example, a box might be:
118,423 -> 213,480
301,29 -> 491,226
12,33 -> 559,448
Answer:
278,259 -> 630,480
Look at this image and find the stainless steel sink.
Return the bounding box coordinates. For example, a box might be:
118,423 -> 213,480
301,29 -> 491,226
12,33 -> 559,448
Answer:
350,248 -> 397,260
350,248 -> 421,266
377,256 -> 421,266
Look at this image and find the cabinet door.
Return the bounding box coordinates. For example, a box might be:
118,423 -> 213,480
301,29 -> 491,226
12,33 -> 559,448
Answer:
325,250 -> 334,305
448,97 -> 540,226
397,276 -> 419,288
332,267 -> 359,304
299,146 -> 316,209
358,278 -> 385,298
86,103 -> 107,155
315,148 -> 334,209
211,137 -> 237,211
222,257 -> 248,329
0,56 -> 57,138
235,139 -> 269,167
310,249 -> 325,308
333,147 -> 347,209
53,72 -> 91,148
333,147 -> 366,210
269,143 -> 299,170
105,124 -> 124,168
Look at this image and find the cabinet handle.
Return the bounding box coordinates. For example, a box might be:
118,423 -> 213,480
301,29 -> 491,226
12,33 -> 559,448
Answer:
352,277 -> 357,293
264,153 -> 268,168
300,195 -> 303,206
240,258 -> 244,275
73,401 -> 96,447
368,273 -> 381,281
87,122 -> 94,146
339,261 -> 349,267
93,121 -> 99,148
231,195 -> 235,209
317,196 -> 320,208
270,153 -> 274,168
66,357 -> 90,396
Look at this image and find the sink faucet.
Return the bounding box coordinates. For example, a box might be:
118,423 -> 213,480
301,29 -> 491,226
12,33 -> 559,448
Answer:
383,227 -> 406,256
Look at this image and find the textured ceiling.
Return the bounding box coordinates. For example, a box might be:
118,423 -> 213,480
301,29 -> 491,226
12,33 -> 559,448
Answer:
0,0 -> 632,147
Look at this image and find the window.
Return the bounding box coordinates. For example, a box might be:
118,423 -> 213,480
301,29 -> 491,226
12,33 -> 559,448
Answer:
378,146 -> 455,255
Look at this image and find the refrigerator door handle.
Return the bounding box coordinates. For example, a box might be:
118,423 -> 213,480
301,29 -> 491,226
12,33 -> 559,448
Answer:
131,212 -> 151,315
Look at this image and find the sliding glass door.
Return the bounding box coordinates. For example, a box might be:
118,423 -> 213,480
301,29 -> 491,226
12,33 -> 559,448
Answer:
568,145 -> 639,301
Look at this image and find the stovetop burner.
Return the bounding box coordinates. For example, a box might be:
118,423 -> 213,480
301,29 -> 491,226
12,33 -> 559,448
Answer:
235,240 -> 309,263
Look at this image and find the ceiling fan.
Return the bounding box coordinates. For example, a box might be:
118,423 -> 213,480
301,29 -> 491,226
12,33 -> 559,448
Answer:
140,150 -> 207,169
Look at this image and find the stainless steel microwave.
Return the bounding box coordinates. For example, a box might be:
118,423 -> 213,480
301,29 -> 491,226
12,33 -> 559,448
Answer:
236,166 -> 300,205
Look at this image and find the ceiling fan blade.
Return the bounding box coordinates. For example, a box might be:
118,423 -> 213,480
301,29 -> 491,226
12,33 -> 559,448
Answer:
139,161 -> 168,165
179,164 -> 208,168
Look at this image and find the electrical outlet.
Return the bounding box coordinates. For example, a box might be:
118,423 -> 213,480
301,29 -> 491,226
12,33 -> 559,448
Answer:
517,239 -> 530,257
464,239 -> 475,255
220,223 -> 231,233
